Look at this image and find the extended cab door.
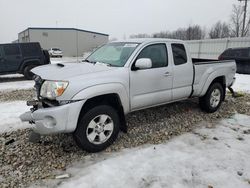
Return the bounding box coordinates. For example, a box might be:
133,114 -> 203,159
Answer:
2,44 -> 22,72
171,43 -> 193,100
130,43 -> 173,111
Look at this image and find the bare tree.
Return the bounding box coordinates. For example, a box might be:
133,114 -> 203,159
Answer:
152,31 -> 170,38
230,4 -> 250,37
130,33 -> 151,38
209,21 -> 230,39
171,28 -> 187,40
185,25 -> 206,40
152,25 -> 206,40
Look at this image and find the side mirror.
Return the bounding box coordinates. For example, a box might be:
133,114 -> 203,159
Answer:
134,58 -> 152,70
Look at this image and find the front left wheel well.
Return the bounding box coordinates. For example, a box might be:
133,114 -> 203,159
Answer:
78,94 -> 127,133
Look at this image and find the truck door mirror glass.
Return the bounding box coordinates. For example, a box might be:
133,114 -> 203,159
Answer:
134,58 -> 152,70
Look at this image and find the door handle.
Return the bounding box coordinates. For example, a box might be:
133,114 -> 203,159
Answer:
164,72 -> 171,77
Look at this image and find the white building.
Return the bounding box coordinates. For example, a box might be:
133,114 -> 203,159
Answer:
18,27 -> 109,56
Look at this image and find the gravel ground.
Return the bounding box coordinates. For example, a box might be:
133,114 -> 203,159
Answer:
0,89 -> 250,187
0,89 -> 35,102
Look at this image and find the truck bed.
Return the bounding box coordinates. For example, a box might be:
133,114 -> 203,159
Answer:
191,59 -> 236,97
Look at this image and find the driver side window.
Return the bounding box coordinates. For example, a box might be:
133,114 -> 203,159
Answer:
137,44 -> 168,68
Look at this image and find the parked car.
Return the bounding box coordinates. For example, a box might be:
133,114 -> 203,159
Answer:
20,39 -> 236,152
219,47 -> 250,74
0,42 -> 50,79
48,48 -> 63,58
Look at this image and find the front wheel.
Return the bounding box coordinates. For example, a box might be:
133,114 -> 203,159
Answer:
73,105 -> 120,152
199,83 -> 224,113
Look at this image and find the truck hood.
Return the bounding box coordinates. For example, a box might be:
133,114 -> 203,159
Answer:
31,62 -> 116,80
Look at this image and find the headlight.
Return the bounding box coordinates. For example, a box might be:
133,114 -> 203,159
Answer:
40,80 -> 69,100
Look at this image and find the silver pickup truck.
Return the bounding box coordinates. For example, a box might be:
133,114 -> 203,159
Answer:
20,39 -> 236,152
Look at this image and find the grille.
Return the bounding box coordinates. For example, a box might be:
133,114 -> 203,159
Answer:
33,75 -> 43,98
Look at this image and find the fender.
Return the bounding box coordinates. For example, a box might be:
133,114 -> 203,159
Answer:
199,71 -> 225,96
71,83 -> 130,114
19,58 -> 42,72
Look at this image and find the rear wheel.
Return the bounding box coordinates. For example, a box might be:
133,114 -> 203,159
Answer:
199,83 -> 224,113
23,65 -> 36,80
73,105 -> 120,152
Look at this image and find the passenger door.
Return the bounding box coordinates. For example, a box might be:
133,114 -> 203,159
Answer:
2,44 -> 22,72
171,43 -> 193,100
130,43 -> 173,111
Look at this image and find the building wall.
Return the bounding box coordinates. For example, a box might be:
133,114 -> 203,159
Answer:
18,28 -> 109,56
77,31 -> 108,56
29,29 -> 77,56
18,29 -> 29,43
187,37 -> 250,59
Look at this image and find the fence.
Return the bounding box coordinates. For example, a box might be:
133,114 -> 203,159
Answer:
186,37 -> 250,59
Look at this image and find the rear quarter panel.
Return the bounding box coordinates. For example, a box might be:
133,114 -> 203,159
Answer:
192,61 -> 236,97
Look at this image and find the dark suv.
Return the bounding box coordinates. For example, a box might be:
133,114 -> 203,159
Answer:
219,47 -> 250,74
0,42 -> 50,79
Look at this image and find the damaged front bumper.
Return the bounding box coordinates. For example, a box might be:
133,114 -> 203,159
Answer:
20,100 -> 85,135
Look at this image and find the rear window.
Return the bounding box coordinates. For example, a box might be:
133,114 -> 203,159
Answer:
171,43 -> 187,65
3,44 -> 20,56
20,43 -> 41,56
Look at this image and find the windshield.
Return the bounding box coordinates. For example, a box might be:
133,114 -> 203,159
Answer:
86,42 -> 139,67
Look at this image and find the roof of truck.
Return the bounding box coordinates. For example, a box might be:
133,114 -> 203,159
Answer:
113,38 -> 183,44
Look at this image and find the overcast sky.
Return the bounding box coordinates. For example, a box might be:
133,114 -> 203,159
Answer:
0,0 -> 240,43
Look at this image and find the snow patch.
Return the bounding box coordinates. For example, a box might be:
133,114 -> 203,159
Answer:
0,74 -> 23,78
0,81 -> 33,91
0,101 -> 31,133
55,114 -> 250,188
233,74 -> 250,93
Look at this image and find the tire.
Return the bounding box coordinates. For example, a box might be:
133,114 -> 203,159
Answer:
73,105 -> 120,153
199,82 -> 224,113
23,65 -> 36,80
43,50 -> 50,64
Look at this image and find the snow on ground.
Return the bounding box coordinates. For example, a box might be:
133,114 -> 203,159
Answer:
0,74 -> 24,78
233,74 -> 250,93
55,114 -> 250,188
0,80 -> 34,91
50,57 -> 83,64
0,101 -> 31,133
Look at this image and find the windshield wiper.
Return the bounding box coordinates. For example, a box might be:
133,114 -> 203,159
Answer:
82,59 -> 97,64
83,60 -> 119,67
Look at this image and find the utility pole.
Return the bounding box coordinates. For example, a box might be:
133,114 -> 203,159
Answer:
238,0 -> 249,37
